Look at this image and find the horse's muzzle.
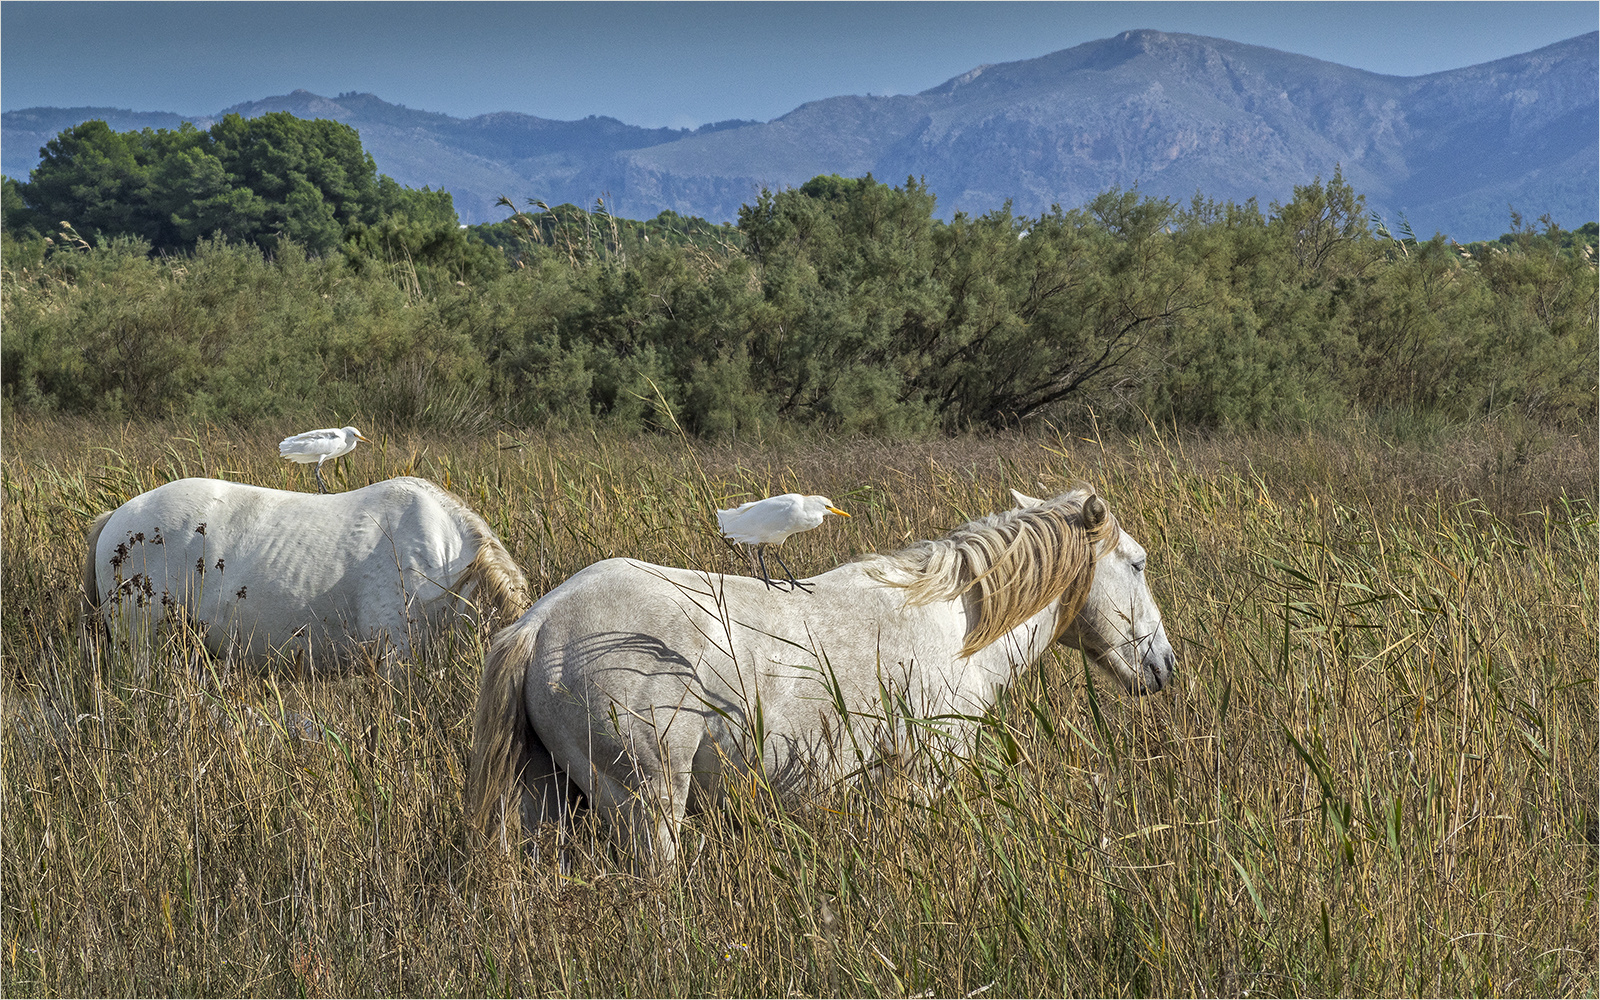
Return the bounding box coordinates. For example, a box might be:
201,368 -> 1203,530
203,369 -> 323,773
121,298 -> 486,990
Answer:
1132,640 -> 1176,695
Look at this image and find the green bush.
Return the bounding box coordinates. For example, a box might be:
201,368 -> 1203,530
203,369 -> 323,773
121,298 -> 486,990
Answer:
3,166 -> 1594,435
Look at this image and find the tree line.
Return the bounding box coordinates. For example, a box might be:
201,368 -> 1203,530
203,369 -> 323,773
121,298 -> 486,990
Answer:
3,115 -> 1595,435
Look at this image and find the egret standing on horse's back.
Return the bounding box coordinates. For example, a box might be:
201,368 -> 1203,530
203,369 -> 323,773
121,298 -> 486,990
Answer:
280,426 -> 370,493
717,493 -> 850,589
466,487 -> 1175,871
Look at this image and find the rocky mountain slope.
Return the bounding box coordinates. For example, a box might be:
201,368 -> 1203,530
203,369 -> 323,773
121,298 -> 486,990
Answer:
5,29 -> 1594,239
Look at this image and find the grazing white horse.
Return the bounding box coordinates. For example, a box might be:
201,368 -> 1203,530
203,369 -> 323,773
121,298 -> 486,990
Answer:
82,476 -> 529,670
467,487 -> 1174,868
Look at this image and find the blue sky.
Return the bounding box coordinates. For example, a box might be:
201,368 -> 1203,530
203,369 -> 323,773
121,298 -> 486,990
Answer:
3,2 -> 1595,128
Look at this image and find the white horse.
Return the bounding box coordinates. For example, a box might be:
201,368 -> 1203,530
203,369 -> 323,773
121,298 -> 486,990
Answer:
82,476 -> 529,671
466,487 -> 1174,868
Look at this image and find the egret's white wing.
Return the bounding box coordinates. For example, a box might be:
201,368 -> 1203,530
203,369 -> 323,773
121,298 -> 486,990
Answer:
280,427 -> 365,463
717,494 -> 811,544
281,428 -> 341,458
716,499 -> 767,535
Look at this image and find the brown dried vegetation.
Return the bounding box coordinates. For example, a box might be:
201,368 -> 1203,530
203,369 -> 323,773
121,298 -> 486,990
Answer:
3,414 -> 1595,996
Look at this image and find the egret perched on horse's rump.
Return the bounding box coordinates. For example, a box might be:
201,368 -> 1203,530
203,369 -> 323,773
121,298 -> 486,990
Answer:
83,476 -> 529,672
717,493 -> 850,589
279,425 -> 370,493
467,486 -> 1175,869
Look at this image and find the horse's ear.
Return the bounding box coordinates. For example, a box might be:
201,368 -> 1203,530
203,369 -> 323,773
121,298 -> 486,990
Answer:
1010,489 -> 1044,508
1082,494 -> 1108,530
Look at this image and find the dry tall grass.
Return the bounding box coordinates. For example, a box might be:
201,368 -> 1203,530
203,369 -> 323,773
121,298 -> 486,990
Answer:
3,414 -> 1595,996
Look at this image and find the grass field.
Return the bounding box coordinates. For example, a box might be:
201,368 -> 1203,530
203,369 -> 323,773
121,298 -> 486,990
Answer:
2,413 -> 1595,997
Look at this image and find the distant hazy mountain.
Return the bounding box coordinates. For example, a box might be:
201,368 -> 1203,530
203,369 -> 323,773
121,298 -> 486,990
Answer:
614,29 -> 1598,239
5,29 -> 1595,240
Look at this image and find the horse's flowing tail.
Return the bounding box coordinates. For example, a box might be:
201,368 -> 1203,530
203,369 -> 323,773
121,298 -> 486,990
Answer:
79,511 -> 113,658
465,622 -> 541,851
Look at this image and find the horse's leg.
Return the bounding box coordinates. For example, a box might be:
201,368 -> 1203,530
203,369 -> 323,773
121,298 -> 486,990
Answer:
652,768 -> 693,869
591,763 -> 690,874
632,769 -> 691,873
588,771 -> 649,871
519,730 -> 583,870
553,773 -> 581,877
113,592 -> 157,684
380,634 -> 404,683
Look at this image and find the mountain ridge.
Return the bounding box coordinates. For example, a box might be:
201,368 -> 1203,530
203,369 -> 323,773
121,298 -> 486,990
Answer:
4,29 -> 1595,239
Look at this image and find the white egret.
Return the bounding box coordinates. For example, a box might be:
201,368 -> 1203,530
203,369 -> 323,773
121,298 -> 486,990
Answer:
279,426 -> 371,494
716,493 -> 850,590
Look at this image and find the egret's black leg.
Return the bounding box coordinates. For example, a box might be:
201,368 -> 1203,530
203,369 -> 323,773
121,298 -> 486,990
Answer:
770,549 -> 812,592
754,547 -> 778,589
314,463 -> 329,494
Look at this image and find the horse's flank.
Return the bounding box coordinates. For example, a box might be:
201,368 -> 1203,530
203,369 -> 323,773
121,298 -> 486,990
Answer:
863,489 -> 1118,656
87,476 -> 531,669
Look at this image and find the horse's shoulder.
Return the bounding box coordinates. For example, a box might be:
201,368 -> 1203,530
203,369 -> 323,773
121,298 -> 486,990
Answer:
372,475 -> 443,495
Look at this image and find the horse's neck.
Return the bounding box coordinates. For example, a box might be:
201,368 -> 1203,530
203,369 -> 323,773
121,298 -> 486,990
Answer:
921,593 -> 1064,702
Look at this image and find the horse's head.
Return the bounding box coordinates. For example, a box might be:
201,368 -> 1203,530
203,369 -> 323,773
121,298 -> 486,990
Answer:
1012,489 -> 1176,695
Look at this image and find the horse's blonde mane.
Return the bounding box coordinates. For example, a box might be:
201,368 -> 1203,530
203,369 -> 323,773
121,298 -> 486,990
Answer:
863,488 -> 1120,657
421,480 -> 532,626
457,522 -> 532,625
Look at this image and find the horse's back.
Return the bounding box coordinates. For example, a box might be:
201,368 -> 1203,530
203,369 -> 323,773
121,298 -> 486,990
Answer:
99,477 -> 468,589
513,557 -> 812,651
510,557 -> 938,738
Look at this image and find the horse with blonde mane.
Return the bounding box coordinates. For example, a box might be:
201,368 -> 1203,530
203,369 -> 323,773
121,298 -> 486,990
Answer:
83,476 -> 529,671
466,487 -> 1174,868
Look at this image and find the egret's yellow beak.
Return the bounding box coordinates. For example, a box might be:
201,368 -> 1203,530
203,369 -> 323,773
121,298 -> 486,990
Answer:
827,506 -> 851,517
356,433 -> 372,443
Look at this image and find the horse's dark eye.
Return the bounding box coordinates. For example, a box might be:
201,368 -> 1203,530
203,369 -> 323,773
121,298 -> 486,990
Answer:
1133,561 -> 1146,573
